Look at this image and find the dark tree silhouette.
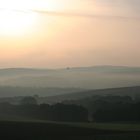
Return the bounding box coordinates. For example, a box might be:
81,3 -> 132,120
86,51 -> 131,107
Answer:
50,103 -> 88,122
20,96 -> 38,105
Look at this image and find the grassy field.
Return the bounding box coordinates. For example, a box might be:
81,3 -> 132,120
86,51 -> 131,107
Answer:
68,122 -> 140,131
0,120 -> 140,140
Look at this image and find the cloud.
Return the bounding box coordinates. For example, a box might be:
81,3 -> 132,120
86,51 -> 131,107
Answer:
95,0 -> 140,17
0,0 -> 140,20
30,0 -> 140,20
33,10 -> 140,21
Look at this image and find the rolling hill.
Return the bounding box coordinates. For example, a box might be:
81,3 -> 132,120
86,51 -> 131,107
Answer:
0,86 -> 83,98
0,66 -> 139,89
38,86 -> 140,104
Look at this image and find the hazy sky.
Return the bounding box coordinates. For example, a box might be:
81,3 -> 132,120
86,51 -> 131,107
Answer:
0,0 -> 140,68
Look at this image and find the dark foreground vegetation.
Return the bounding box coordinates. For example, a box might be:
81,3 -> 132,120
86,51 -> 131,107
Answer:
0,99 -> 88,122
0,96 -> 140,140
0,86 -> 140,139
0,120 -> 140,140
62,94 -> 140,122
1,87 -> 140,123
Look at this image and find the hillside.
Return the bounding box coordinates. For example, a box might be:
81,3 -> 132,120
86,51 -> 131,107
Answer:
0,86 -> 83,98
0,66 -> 139,89
39,86 -> 140,104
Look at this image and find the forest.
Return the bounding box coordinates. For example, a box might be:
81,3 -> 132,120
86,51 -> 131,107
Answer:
1,92 -> 140,123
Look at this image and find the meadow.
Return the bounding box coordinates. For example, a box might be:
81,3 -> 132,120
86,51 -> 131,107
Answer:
0,120 -> 140,140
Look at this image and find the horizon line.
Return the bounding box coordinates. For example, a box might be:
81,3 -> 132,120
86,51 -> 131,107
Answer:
0,65 -> 140,70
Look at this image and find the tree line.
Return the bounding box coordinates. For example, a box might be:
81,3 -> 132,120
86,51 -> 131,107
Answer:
0,97 -> 88,122
0,95 -> 140,123
62,95 -> 140,122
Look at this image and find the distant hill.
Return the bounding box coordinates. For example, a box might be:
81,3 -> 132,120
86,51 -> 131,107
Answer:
40,86 -> 140,104
0,66 -> 139,89
0,86 -> 140,106
0,86 -> 83,98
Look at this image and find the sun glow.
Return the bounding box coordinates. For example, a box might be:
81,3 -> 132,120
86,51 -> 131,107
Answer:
0,9 -> 38,36
0,0 -> 46,36
0,0 -> 64,36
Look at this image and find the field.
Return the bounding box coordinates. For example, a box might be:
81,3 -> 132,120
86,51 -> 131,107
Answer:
71,122 -> 140,131
0,120 -> 140,140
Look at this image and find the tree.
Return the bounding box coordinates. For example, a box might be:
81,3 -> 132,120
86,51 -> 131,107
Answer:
50,103 -> 88,122
20,96 -> 37,105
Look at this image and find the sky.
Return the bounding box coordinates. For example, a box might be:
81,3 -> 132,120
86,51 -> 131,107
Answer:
0,0 -> 140,68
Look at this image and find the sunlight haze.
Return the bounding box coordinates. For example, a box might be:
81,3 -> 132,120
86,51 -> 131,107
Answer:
0,0 -> 140,68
